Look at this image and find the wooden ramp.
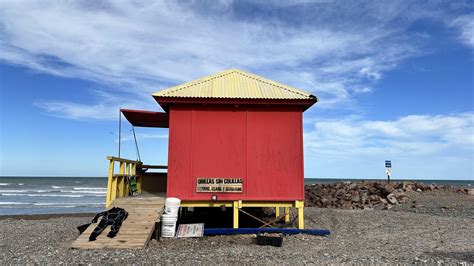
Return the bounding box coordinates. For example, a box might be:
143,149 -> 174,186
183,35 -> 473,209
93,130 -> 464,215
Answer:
72,195 -> 165,249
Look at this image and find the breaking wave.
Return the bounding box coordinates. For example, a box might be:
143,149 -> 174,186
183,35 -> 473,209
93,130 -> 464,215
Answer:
73,187 -> 106,190
0,202 -> 29,205
69,191 -> 106,194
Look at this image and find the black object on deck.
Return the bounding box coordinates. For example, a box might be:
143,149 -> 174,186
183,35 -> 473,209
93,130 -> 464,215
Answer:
257,233 -> 283,247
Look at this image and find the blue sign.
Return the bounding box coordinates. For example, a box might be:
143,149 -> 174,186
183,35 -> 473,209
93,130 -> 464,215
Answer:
385,160 -> 391,168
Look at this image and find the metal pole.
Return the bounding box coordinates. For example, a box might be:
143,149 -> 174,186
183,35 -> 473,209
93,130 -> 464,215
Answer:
387,173 -> 390,183
118,109 -> 122,158
132,126 -> 141,162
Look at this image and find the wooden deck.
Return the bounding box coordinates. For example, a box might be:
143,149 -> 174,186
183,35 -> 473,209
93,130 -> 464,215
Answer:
72,194 -> 165,249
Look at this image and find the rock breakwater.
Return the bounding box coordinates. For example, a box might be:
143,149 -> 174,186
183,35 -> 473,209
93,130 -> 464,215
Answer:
304,181 -> 471,210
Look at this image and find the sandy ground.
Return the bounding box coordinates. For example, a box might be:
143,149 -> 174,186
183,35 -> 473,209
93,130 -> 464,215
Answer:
0,191 -> 472,264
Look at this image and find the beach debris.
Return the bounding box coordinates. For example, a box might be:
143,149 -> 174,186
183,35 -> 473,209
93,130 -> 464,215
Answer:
305,181 -> 469,210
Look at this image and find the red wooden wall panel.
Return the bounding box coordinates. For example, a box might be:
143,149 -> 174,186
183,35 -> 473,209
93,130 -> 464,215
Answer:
246,108 -> 304,200
167,105 -> 304,201
166,107 -> 192,198
191,108 -> 247,200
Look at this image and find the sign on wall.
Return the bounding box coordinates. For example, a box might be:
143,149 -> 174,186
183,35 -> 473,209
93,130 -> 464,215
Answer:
196,178 -> 243,193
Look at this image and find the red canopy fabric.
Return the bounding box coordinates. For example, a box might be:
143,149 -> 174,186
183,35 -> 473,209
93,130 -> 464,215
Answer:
121,109 -> 169,128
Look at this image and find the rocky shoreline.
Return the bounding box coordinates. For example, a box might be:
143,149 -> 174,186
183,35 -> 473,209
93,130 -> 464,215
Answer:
305,181 -> 473,210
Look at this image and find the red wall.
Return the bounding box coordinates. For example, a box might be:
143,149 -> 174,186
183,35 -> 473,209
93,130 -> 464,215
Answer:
167,105 -> 304,201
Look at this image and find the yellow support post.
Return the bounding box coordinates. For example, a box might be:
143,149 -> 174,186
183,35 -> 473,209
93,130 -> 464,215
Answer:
275,207 -> 280,218
296,201 -> 305,229
106,160 -> 114,207
118,162 -> 125,197
284,207 -> 290,223
110,176 -> 117,205
125,162 -> 131,196
233,200 -> 240,228
126,162 -> 131,175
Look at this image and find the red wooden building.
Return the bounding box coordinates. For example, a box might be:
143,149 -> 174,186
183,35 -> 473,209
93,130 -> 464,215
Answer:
118,69 -> 317,228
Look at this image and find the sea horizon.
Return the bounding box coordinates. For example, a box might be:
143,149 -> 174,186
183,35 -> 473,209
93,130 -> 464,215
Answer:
0,176 -> 471,216
1,175 -> 473,181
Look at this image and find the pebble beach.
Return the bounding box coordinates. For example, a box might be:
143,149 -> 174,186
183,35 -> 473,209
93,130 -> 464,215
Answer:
0,188 -> 473,264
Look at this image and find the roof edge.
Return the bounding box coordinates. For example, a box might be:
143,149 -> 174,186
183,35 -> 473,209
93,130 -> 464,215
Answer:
154,96 -> 318,112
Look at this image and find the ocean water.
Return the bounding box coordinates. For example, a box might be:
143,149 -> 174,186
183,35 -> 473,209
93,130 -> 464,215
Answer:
0,176 -> 471,215
0,176 -> 107,215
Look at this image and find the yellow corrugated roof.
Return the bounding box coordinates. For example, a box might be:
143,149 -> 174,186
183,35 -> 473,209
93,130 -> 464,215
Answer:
153,69 -> 316,100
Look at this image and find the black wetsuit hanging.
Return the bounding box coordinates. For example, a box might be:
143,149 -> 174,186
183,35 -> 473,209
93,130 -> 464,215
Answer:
89,207 -> 128,241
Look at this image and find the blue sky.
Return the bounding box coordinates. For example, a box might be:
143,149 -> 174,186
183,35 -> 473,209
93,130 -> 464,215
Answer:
0,0 -> 473,179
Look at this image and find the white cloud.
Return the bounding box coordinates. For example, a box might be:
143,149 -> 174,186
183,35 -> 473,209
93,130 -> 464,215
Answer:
450,14 -> 474,48
34,89 -> 159,120
304,113 -> 474,179
0,0 -> 463,119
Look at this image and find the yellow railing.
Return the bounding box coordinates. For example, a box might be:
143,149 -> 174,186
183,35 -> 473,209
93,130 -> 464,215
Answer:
106,156 -> 142,207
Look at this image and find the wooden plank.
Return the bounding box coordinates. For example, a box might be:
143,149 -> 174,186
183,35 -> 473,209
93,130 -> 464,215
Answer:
72,195 -> 164,249
106,156 -> 140,164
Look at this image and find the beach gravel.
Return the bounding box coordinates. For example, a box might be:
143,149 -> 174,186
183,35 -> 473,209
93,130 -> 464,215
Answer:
0,191 -> 473,264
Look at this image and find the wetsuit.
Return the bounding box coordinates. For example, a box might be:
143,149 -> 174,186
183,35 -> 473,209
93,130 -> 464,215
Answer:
89,207 -> 128,241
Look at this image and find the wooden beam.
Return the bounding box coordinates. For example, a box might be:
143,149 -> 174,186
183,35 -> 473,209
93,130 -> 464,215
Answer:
107,156 -> 141,164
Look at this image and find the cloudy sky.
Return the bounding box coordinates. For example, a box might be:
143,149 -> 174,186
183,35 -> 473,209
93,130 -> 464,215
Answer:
0,0 -> 472,179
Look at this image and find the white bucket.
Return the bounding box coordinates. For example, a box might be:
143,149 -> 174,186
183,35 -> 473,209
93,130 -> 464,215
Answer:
161,214 -> 178,238
164,197 -> 181,216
